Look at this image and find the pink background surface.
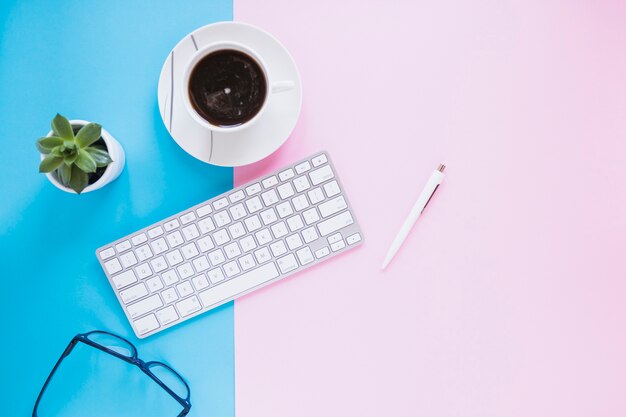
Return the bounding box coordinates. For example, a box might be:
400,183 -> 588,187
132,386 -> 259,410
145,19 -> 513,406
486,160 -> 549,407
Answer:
234,1 -> 626,416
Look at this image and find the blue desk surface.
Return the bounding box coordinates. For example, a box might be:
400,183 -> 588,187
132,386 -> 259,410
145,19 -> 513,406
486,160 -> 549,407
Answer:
0,1 -> 234,415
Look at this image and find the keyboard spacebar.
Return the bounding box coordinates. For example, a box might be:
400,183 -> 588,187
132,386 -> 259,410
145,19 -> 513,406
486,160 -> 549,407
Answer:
198,262 -> 280,308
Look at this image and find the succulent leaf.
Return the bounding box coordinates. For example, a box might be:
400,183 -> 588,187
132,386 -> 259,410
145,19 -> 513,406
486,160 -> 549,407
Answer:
37,136 -> 64,153
74,149 -> 97,173
39,155 -> 64,173
84,146 -> 113,167
75,123 -> 102,148
58,163 -> 72,185
69,164 -> 89,194
50,146 -> 64,157
51,114 -> 74,140
64,150 -> 78,165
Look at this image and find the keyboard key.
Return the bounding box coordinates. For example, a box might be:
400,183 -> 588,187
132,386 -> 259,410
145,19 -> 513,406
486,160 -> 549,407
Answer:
165,250 -> 183,266
136,263 -> 152,279
162,287 -> 179,303
156,306 -> 179,326
270,221 -> 288,239
99,247 -> 115,260
331,240 -> 346,252
328,233 -> 343,244
287,215 -> 304,231
131,233 -> 148,246
302,227 -> 319,243
199,263 -> 279,308
229,190 -> 245,203
182,224 -> 200,241
214,210 -> 231,227
213,229 -> 230,246
163,219 -> 180,231
161,270 -> 179,286
244,215 -> 262,232
177,263 -> 194,279
120,251 -> 138,268
317,211 -> 354,236
196,204 -> 212,218
192,274 -> 210,291
180,212 -> 196,225
254,247 -> 271,263
150,238 -> 168,255
224,242 -> 241,259
255,228 -> 273,245
166,231 -> 184,248
134,314 -> 160,335
307,187 -> 325,204
275,202 -> 293,219
197,236 -> 215,252
181,243 -> 199,259
127,294 -> 163,319
323,180 -> 340,197
309,164 -> 334,185
277,182 -> 295,199
277,253 -> 298,273
315,247 -> 330,259
261,189 -> 279,206
115,240 -> 132,253
120,283 -> 148,304
270,240 -> 287,257
208,249 -> 226,265
198,217 -> 216,234
228,222 -> 246,239
278,168 -> 295,181
212,198 -> 229,210
224,261 -> 241,277
176,281 -> 193,298
347,233 -> 362,245
229,203 -> 247,221
262,175 -> 278,188
302,208 -> 320,225
296,247 -> 314,265
292,195 -> 309,211
207,268 -> 225,284
176,295 -> 201,317
311,154 -> 328,167
112,269 -> 137,289
192,255 -> 210,272
295,161 -> 312,174
104,258 -> 122,275
245,196 -> 263,213
245,183 -> 262,195
319,196 -> 347,218
293,176 -> 311,192
261,208 -> 279,225
135,244 -> 153,261
286,234 -> 304,250
239,254 -> 256,271
146,276 -> 164,292
148,226 -> 164,238
150,256 -> 168,272
240,236 -> 257,252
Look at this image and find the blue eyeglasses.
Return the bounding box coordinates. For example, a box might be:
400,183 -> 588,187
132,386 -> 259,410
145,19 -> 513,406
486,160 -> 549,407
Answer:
33,330 -> 191,417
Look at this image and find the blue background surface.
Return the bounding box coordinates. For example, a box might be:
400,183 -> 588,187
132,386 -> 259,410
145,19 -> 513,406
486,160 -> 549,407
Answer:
0,1 -> 235,415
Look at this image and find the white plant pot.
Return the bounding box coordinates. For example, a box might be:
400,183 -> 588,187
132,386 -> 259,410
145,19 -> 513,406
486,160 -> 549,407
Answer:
40,120 -> 125,194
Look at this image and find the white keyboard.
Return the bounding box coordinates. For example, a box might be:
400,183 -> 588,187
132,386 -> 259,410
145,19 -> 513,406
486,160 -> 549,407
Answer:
96,152 -> 363,338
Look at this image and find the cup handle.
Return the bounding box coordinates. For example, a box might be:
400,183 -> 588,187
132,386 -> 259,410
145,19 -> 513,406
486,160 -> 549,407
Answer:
271,80 -> 295,94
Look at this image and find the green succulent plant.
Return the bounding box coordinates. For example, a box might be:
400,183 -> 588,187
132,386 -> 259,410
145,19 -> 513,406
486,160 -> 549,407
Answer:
37,114 -> 113,194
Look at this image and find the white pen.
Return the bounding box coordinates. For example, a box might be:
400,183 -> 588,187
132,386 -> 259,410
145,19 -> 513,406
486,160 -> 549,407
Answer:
381,164 -> 446,270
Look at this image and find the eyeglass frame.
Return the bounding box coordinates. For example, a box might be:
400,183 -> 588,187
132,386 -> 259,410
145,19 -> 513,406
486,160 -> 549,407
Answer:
32,330 -> 192,417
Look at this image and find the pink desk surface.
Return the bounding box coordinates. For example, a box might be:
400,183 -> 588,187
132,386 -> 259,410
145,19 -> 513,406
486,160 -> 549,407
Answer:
234,1 -> 626,416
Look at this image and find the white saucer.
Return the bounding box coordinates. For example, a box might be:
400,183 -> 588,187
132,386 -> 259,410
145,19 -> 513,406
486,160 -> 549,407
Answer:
157,22 -> 302,167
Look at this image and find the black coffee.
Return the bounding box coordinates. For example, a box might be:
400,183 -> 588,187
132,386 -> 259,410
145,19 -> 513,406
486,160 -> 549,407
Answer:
188,49 -> 267,127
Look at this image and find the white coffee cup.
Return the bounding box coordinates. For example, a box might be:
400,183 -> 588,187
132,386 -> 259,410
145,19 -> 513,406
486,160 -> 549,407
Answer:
182,41 -> 295,133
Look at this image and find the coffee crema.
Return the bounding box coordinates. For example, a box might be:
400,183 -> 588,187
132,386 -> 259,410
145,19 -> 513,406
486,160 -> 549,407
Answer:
188,49 -> 267,127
